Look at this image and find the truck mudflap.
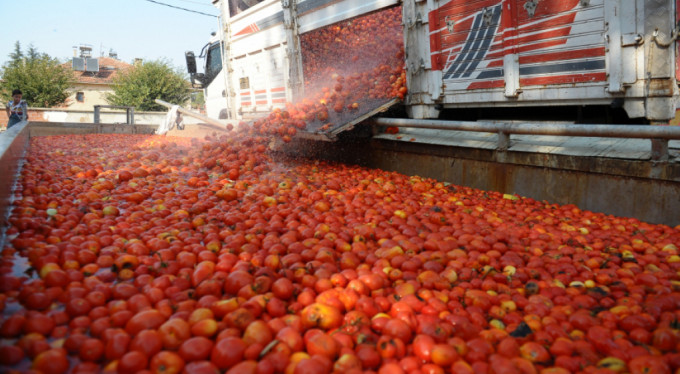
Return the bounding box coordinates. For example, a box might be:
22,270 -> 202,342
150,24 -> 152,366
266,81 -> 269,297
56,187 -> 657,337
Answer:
295,98 -> 400,141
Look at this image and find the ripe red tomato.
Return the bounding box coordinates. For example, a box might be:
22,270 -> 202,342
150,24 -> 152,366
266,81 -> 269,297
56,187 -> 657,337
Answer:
130,329 -> 164,358
184,361 -> 221,374
651,328 -> 677,352
158,318 -> 191,350
413,334 -> 436,361
79,338 -> 104,362
305,330 -> 339,360
431,343 -> 459,366
271,278 -> 294,300
125,309 -> 167,336
0,314 -> 26,338
383,318 -> 412,342
118,350 -> 149,374
150,351 -> 185,374
0,345 -> 25,366
105,329 -> 131,360
178,336 -> 214,362
32,348 -> 70,374
356,344 -> 381,369
24,312 -> 55,336
628,355 -> 671,374
211,336 -> 246,370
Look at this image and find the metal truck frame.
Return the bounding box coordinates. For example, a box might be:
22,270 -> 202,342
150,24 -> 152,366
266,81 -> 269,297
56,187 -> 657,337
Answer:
187,0 -> 678,124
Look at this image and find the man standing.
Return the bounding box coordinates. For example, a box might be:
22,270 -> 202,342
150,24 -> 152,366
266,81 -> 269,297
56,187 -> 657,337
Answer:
5,89 -> 28,129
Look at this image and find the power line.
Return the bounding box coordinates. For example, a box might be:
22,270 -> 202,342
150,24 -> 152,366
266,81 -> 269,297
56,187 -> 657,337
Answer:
169,0 -> 215,6
142,0 -> 218,17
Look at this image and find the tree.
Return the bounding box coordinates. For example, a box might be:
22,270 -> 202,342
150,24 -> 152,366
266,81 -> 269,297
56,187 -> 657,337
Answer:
191,90 -> 205,109
0,41 -> 73,107
107,60 -> 191,111
8,41 -> 23,66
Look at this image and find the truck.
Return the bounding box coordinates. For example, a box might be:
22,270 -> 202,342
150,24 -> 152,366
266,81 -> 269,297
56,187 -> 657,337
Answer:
185,0 -> 679,136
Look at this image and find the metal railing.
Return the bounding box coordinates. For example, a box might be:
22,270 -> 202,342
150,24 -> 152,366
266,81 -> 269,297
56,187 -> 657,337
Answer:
154,99 -> 226,128
94,105 -> 135,124
372,118 -> 680,161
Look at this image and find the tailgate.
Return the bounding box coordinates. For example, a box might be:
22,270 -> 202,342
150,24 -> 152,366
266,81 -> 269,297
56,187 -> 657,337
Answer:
296,98 -> 400,141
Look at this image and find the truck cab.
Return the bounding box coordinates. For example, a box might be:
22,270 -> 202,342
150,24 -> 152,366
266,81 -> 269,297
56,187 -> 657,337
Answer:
186,34 -> 228,119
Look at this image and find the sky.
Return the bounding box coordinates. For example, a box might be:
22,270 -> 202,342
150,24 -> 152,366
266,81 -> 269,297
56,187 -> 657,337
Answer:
1,0 -> 220,73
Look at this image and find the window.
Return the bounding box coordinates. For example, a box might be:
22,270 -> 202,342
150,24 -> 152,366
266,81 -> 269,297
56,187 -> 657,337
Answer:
240,77 -> 250,90
204,43 -> 223,86
76,92 -> 84,102
229,0 -> 265,17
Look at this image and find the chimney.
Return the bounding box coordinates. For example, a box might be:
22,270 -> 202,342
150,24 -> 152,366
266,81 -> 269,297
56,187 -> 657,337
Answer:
79,45 -> 92,58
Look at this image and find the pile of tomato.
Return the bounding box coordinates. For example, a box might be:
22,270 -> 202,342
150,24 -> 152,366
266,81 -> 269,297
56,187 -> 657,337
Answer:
300,7 -> 405,95
1,130 -> 680,374
249,7 -> 406,141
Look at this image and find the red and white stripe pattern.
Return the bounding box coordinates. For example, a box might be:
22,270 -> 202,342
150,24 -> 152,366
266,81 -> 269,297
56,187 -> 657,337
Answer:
254,89 -> 269,105
429,0 -> 606,90
239,87 -> 287,109
271,87 -> 286,104
234,23 -> 260,37
240,91 -> 252,107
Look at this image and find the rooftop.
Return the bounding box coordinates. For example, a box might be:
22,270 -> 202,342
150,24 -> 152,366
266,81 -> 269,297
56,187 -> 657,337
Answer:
62,57 -> 132,84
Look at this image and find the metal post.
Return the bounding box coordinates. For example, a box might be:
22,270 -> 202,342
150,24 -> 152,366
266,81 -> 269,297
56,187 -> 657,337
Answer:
497,132 -> 510,151
94,106 -> 101,124
218,0 -> 237,120
651,139 -> 669,161
282,0 -> 304,103
129,108 -> 135,125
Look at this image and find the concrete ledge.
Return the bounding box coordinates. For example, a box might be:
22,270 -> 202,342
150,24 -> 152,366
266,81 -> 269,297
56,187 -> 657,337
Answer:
0,121 -> 30,245
372,138 -> 680,183
27,121 -> 158,137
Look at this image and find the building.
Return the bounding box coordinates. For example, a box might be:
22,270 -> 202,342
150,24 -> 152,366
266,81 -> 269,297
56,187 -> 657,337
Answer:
61,54 -> 132,110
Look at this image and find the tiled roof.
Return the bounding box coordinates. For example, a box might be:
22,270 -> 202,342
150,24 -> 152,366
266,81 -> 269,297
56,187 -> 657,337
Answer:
62,57 -> 132,84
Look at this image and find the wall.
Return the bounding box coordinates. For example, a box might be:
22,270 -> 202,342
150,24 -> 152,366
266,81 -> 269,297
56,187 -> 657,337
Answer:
66,83 -> 113,111
1,108 -> 204,128
0,122 -> 29,248
0,110 -> 46,127
670,109 -> 680,126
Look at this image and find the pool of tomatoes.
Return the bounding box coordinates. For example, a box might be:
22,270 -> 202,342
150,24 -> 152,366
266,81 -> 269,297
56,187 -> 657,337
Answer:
1,127 -> 680,374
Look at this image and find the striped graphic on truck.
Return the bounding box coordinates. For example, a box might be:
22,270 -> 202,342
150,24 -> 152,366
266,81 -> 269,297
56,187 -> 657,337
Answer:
271,87 -> 286,104
430,0 -> 606,90
240,91 -> 252,107
254,89 -> 268,105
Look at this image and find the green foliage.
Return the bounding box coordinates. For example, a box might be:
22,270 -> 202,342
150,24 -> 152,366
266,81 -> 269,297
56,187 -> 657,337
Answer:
191,90 -> 205,109
0,41 -> 73,107
107,60 -> 191,111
